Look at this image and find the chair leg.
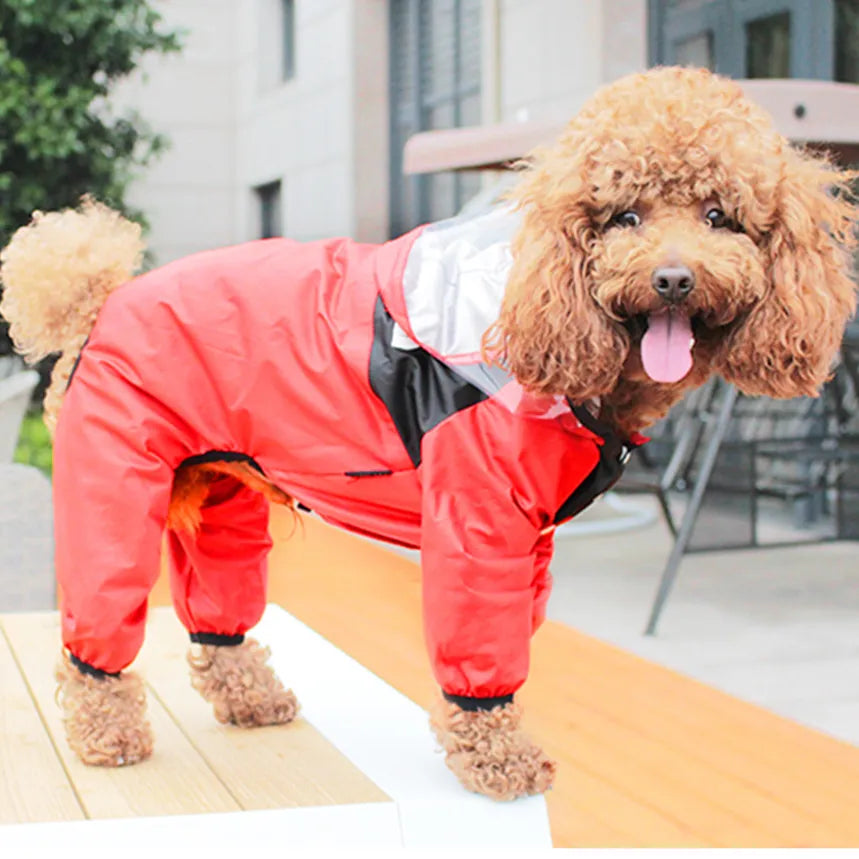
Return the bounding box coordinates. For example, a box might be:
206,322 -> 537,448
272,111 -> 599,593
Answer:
644,384 -> 738,635
655,487 -> 677,538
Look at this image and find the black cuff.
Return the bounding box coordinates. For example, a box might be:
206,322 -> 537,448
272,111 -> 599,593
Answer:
190,632 -> 245,646
443,691 -> 514,712
68,652 -> 120,679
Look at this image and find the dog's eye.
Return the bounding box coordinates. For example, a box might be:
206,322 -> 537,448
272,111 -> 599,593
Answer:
705,207 -> 745,233
610,210 -> 641,228
705,207 -> 731,229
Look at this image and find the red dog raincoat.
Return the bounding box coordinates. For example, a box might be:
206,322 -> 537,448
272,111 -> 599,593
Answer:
55,207 -> 640,708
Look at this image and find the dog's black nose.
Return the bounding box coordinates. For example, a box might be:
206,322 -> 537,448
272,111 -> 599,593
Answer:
652,265 -> 695,303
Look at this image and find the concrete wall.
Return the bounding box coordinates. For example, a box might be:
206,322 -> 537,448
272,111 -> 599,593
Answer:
234,0 -> 355,244
602,0 -> 650,85
114,0 -> 388,264
350,0 -> 390,244
112,0 -> 239,264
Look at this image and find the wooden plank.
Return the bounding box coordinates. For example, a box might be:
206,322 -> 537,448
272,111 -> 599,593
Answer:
0,621 -> 84,824
1,611 -> 240,819
261,507 -> 859,847
554,626 -> 859,780
526,626 -> 859,840
137,608 -> 389,810
522,684 -> 845,847
252,606 -> 553,847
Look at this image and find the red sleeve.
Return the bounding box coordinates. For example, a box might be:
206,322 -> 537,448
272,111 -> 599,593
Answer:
418,398 -> 599,700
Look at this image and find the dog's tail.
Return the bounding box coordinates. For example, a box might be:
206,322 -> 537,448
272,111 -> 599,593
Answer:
0,197 -> 144,431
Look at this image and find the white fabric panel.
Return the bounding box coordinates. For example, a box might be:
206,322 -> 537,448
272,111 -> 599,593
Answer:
396,206 -> 576,420
400,206 -> 521,361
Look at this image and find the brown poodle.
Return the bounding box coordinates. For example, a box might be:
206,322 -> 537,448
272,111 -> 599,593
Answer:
1,67 -> 855,800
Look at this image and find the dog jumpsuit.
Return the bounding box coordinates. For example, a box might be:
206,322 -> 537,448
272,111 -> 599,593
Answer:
55,206 -> 641,707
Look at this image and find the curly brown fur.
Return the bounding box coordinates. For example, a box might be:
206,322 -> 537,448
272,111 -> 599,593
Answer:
169,460 -> 295,533
55,650 -> 153,767
0,198 -> 144,434
485,67 -> 858,433
429,697 -> 556,801
187,638 -> 299,727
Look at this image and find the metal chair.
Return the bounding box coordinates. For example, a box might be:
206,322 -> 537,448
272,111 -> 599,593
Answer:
619,333 -> 859,634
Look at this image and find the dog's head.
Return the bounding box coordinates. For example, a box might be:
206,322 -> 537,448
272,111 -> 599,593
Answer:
487,67 -> 857,415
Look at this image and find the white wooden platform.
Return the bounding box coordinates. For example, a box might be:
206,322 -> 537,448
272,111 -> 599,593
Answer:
0,605 -> 551,850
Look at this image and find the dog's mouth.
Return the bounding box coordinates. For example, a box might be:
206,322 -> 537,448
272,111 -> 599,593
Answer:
622,311 -> 712,384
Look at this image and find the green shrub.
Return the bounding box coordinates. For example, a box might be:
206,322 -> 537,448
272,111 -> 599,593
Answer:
14,410 -> 52,475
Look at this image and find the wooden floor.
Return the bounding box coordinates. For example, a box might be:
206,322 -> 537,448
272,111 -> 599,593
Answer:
5,506 -> 859,846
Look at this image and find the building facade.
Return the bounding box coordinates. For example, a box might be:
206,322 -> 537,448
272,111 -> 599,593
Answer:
113,0 -> 856,264
113,0 -> 389,262
113,0 -> 648,263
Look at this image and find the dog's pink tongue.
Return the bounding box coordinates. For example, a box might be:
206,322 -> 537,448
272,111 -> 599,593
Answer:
641,311 -> 694,383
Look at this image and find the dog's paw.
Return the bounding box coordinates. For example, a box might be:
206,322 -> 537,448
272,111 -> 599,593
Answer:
445,732 -> 557,801
188,638 -> 299,727
430,697 -> 557,800
56,652 -> 153,767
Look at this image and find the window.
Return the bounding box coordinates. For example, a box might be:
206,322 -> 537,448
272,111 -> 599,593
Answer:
745,12 -> 791,78
836,0 -> 859,83
282,0 -> 296,81
255,181 -> 283,239
650,0 -> 835,79
258,0 -> 296,90
675,32 -> 715,70
389,0 -> 482,237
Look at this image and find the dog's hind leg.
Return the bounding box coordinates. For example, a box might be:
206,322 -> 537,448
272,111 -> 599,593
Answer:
52,377 -> 183,767
166,471 -> 298,727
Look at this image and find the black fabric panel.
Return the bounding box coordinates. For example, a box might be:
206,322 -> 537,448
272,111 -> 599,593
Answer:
443,691 -> 514,712
368,296 -> 488,467
190,632 -> 245,646
553,401 -> 639,525
178,451 -> 265,473
65,335 -> 90,389
69,651 -> 120,679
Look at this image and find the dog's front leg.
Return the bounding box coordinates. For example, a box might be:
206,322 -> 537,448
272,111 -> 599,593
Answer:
419,409 -> 561,799
430,696 -> 556,800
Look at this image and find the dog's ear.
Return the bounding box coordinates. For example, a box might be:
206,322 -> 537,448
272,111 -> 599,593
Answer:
720,153 -> 857,398
484,199 -> 628,401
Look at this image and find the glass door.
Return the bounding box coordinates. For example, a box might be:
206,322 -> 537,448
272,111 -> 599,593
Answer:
651,0 -> 837,79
